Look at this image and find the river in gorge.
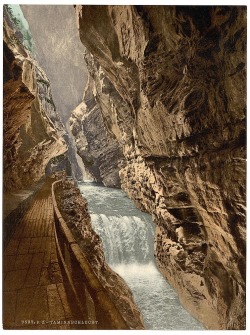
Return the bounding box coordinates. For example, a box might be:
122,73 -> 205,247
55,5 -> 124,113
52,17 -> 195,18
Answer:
78,181 -> 204,330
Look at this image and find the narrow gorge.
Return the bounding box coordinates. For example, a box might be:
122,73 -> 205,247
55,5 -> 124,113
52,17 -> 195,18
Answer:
3,5 -> 246,331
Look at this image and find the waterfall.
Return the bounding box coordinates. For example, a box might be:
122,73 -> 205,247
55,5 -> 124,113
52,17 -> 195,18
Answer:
91,214 -> 154,265
79,182 -> 204,330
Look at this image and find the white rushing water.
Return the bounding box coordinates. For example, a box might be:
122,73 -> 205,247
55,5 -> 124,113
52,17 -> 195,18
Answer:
78,182 -> 204,330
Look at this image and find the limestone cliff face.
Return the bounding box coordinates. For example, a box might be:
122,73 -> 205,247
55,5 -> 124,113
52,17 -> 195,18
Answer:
75,6 -> 246,330
3,6 -> 67,191
69,56 -> 124,187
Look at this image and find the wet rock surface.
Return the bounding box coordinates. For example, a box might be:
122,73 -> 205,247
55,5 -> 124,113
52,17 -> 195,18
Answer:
75,5 -> 246,329
55,180 -> 144,329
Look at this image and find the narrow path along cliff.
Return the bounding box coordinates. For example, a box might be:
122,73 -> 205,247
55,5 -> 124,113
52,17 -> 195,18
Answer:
3,178 -> 78,329
4,176 -> 129,330
3,4 -> 246,331
3,177 -> 136,330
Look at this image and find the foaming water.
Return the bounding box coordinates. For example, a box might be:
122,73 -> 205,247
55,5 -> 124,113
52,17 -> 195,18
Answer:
113,262 -> 158,277
79,182 -> 204,330
90,214 -> 154,264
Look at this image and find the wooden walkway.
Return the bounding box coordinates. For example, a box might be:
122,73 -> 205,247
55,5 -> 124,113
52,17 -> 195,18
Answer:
3,178 -> 83,329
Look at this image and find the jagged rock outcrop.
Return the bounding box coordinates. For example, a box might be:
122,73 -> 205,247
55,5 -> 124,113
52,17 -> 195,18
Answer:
55,180 -> 144,329
75,5 -> 246,330
3,6 -> 67,191
69,60 -> 124,187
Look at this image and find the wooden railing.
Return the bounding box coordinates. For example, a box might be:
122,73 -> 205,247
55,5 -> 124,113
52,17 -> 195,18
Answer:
51,179 -> 129,330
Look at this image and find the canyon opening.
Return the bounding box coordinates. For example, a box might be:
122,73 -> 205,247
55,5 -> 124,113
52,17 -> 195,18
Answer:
2,4 -> 246,331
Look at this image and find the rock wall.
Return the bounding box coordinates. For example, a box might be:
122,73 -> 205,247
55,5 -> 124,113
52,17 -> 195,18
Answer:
75,5 -> 246,330
3,6 -> 67,192
69,55 -> 124,187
